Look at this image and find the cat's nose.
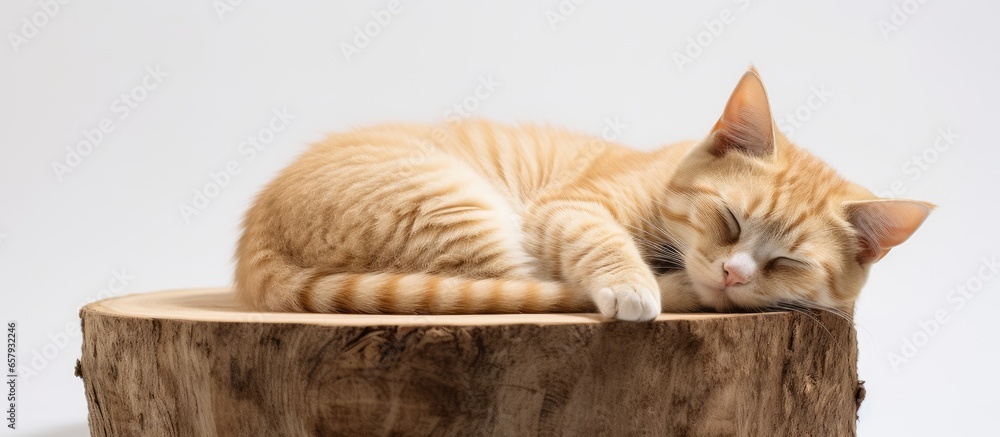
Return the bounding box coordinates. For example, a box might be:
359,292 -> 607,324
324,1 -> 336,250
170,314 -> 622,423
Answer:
723,264 -> 748,286
723,252 -> 756,286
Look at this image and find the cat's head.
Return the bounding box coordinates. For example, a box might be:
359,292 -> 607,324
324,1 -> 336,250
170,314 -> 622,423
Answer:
663,67 -> 933,314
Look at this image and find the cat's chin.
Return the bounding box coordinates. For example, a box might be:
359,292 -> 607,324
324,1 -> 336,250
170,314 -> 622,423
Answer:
692,282 -> 767,312
692,283 -> 738,312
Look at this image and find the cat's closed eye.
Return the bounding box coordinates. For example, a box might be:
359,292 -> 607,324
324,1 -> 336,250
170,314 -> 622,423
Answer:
764,256 -> 804,271
722,206 -> 741,244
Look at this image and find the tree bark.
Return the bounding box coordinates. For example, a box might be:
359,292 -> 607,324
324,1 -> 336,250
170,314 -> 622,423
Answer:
78,288 -> 860,436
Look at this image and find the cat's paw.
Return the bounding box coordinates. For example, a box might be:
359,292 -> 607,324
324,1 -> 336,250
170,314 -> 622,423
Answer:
593,283 -> 660,322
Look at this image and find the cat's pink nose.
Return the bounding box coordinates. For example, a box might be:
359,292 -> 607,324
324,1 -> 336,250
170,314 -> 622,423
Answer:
723,264 -> 748,286
723,252 -> 756,286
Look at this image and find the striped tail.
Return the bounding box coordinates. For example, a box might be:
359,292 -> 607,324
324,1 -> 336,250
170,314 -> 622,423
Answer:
238,266 -> 595,314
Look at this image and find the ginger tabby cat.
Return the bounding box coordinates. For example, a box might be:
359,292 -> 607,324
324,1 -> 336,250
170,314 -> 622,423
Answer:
235,68 -> 932,321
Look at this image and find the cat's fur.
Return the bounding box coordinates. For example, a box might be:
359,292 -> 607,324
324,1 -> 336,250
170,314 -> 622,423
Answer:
235,68 -> 932,321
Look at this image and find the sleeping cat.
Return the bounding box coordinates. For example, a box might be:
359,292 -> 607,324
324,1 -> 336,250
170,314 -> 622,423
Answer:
235,67 -> 932,321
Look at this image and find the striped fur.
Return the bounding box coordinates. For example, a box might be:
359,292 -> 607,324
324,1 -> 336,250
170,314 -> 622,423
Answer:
235,68 -> 932,321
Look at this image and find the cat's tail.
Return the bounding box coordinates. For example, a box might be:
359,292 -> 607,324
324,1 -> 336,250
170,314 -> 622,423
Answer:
237,266 -> 596,314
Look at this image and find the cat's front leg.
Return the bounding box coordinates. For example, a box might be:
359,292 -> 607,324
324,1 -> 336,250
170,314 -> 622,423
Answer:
527,200 -> 660,321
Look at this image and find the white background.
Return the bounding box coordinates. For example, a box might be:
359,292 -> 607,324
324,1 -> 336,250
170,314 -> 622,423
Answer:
2,1 -> 997,435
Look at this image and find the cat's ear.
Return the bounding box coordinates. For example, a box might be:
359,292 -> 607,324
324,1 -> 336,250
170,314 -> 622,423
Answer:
844,199 -> 935,263
706,67 -> 776,158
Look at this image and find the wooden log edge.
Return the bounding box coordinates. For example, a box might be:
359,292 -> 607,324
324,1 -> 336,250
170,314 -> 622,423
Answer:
78,288 -> 861,436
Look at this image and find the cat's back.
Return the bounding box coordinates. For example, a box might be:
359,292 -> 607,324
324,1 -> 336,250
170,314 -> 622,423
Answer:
305,120 -> 608,162
292,120 -> 624,201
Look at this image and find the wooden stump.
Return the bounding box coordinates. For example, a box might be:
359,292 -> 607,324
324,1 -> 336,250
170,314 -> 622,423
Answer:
78,288 -> 861,436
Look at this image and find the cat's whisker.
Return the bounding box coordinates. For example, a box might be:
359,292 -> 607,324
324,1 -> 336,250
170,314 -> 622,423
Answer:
622,225 -> 688,269
631,236 -> 686,261
788,299 -> 856,327
645,254 -> 683,266
773,301 -> 854,358
773,302 -> 832,336
607,201 -> 690,252
786,298 -> 887,358
607,196 -> 689,247
611,197 -> 672,236
621,223 -> 674,249
624,213 -> 683,247
649,252 -> 684,263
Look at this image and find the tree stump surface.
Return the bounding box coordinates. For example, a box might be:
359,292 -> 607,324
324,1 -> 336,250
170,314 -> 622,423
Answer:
78,288 -> 861,436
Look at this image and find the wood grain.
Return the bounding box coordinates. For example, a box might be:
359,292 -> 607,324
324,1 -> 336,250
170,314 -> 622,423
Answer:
78,288 -> 861,436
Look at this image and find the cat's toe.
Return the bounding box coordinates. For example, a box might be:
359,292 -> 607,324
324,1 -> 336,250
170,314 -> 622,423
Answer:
594,287 -> 619,319
594,284 -> 660,322
636,286 -> 661,320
